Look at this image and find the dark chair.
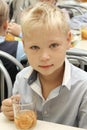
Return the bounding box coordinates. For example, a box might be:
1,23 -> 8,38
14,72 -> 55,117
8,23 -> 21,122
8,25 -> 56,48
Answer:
67,55 -> 87,71
57,4 -> 84,18
66,48 -> 87,71
0,60 -> 12,106
0,50 -> 24,105
67,48 -> 87,57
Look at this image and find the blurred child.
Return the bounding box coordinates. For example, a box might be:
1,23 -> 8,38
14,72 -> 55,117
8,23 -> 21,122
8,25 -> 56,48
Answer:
0,0 -> 25,85
1,2 -> 87,128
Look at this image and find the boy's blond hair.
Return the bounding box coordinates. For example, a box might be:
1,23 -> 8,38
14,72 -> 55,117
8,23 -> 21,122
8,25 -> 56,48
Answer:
21,2 -> 70,39
0,0 -> 9,26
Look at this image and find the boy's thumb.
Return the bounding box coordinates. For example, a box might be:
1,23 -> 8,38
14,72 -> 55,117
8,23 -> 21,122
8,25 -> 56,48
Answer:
11,94 -> 20,104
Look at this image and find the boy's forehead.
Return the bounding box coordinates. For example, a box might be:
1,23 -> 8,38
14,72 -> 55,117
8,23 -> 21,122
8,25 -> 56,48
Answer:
23,24 -> 67,43
23,22 -> 68,39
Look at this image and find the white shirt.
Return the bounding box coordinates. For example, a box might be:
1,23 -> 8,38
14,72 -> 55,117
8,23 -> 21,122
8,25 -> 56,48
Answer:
13,59 -> 87,128
0,36 -> 26,61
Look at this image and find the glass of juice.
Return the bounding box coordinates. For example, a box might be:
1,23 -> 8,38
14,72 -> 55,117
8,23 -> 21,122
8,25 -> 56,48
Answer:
13,101 -> 37,130
81,24 -> 87,40
80,0 -> 87,2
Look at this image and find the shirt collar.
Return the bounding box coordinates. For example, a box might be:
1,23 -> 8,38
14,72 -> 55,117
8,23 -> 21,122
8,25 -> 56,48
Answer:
24,58 -> 71,90
0,36 -> 5,43
62,58 -> 71,90
28,70 -> 37,85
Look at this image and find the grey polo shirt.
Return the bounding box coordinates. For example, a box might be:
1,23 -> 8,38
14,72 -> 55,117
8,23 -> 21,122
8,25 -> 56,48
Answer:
13,59 -> 87,129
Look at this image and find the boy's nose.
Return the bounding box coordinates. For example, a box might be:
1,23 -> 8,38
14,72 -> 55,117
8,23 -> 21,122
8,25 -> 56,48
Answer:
40,51 -> 50,61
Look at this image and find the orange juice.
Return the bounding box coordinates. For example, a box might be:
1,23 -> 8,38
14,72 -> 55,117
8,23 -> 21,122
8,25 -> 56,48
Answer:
80,0 -> 87,2
14,110 -> 37,130
5,33 -> 15,41
81,27 -> 87,40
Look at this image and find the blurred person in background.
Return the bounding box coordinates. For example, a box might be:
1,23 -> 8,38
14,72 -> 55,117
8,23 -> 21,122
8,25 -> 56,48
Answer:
9,0 -> 38,24
7,0 -> 38,37
0,0 -> 26,89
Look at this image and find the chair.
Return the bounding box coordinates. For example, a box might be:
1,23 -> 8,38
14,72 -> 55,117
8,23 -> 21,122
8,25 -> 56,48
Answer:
57,4 -> 83,18
67,55 -> 87,70
66,48 -> 87,57
65,4 -> 87,14
57,4 -> 87,18
0,60 -> 12,106
0,50 -> 24,105
0,50 -> 24,70
66,48 -> 87,71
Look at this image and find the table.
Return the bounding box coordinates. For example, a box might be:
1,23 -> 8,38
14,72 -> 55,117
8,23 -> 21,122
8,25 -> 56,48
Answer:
67,40 -> 87,57
0,113 -> 85,130
75,40 -> 87,50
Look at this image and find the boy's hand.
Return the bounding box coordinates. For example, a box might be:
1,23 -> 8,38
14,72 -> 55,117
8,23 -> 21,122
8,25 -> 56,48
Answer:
7,23 -> 21,37
1,98 -> 14,120
1,95 -> 20,121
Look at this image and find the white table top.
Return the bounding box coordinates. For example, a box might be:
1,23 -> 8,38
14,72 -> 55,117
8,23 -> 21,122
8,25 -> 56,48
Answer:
0,113 -> 85,130
75,40 -> 87,50
68,40 -> 87,56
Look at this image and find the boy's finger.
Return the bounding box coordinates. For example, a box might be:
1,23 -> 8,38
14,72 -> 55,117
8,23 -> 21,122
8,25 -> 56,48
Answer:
1,105 -> 13,112
11,94 -> 20,104
2,98 -> 12,106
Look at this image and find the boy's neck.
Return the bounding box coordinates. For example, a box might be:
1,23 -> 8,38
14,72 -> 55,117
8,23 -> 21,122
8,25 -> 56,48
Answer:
39,64 -> 65,99
39,64 -> 65,83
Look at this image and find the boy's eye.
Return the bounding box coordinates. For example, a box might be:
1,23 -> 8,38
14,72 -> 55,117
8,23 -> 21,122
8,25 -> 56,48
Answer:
49,43 -> 58,49
30,46 -> 40,50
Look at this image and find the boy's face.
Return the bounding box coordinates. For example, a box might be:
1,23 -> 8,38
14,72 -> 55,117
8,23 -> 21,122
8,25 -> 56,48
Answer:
23,26 -> 71,76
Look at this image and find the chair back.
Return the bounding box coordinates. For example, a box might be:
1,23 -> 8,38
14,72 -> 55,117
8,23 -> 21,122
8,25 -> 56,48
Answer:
0,50 -> 24,105
67,55 -> 87,70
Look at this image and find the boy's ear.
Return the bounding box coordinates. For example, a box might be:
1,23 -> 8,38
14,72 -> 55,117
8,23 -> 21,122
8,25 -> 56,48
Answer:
66,31 -> 72,50
3,20 -> 8,30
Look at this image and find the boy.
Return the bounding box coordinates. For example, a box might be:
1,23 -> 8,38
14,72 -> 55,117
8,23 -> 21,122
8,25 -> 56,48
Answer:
1,2 -> 87,128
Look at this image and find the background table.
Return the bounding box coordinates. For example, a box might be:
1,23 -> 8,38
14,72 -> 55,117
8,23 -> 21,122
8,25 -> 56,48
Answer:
67,40 -> 87,57
75,40 -> 87,50
0,113 -> 85,130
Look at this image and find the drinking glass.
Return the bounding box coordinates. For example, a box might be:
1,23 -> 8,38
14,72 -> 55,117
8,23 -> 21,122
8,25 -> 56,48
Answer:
81,24 -> 87,40
79,0 -> 87,2
13,101 -> 37,130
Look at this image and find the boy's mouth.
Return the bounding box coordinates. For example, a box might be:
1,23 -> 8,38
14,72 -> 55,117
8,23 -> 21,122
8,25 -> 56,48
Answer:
39,64 -> 53,68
